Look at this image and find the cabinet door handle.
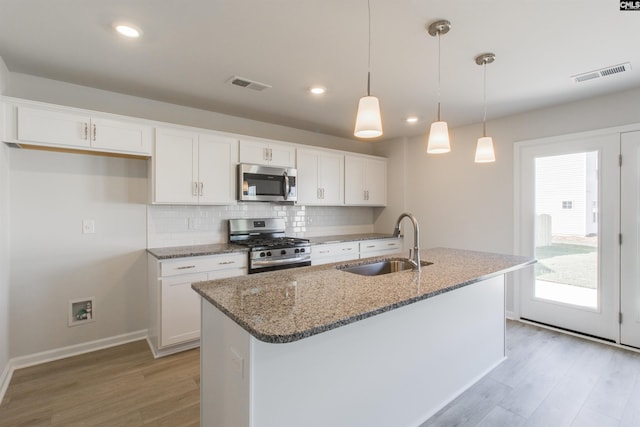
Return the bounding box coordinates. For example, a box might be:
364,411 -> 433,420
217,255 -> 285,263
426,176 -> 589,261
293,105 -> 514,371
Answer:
317,188 -> 321,200
192,182 -> 198,196
269,148 -> 273,161
219,261 -> 236,265
84,123 -> 89,140
92,124 -> 97,141
199,182 -> 204,196
176,265 -> 196,270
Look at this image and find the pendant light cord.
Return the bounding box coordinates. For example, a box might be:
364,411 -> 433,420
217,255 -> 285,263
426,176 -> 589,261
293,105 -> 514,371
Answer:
436,31 -> 441,121
482,61 -> 487,137
366,0 -> 372,96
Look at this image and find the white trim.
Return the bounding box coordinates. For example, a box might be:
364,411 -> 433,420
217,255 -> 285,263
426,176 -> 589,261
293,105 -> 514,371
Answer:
506,310 -> 517,320
146,337 -> 200,359
0,329 -> 147,405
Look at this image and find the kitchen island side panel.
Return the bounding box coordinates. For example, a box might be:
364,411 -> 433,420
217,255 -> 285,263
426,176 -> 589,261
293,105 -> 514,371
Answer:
201,275 -> 505,427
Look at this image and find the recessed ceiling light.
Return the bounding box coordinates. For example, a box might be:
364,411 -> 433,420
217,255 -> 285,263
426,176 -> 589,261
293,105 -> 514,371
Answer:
310,86 -> 326,95
406,116 -> 419,124
113,23 -> 142,38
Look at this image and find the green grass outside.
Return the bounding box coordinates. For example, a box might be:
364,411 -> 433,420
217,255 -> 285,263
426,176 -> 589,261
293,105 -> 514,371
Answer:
535,243 -> 598,289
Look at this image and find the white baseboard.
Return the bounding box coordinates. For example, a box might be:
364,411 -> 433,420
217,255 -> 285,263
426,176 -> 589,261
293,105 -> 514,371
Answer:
0,361 -> 12,408
0,329 -> 147,405
506,310 -> 517,320
146,337 -> 200,359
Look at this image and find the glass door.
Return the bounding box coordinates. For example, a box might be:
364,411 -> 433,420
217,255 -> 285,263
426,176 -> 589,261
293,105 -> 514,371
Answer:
621,131 -> 640,348
517,133 -> 619,341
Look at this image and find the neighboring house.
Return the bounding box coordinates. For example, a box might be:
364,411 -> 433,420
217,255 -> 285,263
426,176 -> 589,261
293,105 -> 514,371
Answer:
535,151 -> 598,240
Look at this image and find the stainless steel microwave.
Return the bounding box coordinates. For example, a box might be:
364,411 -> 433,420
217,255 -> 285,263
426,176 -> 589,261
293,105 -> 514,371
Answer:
238,163 -> 297,202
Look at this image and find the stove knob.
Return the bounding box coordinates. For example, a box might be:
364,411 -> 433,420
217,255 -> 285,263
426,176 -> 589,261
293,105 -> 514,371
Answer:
260,252 -> 266,258
281,249 -> 287,255
266,251 -> 272,257
300,248 -> 306,253
294,248 -> 300,253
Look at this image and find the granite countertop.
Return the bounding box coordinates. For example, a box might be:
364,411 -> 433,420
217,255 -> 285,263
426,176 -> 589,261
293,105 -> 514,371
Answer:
192,247 -> 535,344
147,233 -> 397,260
147,243 -> 248,260
308,233 -> 396,245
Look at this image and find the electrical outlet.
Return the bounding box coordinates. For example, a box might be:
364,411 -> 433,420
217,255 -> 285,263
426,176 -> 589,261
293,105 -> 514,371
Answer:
82,219 -> 95,234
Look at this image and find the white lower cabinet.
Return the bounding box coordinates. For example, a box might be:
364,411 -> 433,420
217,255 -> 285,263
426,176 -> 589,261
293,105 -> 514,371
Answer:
359,238 -> 402,258
148,252 -> 247,357
311,241 -> 359,266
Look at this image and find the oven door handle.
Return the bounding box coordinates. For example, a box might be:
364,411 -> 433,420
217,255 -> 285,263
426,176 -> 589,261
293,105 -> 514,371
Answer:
283,171 -> 290,201
252,255 -> 311,267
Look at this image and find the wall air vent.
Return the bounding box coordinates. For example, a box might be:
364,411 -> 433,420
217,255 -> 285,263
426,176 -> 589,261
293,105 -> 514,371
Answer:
227,76 -> 272,91
571,62 -> 632,83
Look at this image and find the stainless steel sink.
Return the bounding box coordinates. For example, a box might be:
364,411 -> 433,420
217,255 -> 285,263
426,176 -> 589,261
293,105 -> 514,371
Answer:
337,258 -> 432,276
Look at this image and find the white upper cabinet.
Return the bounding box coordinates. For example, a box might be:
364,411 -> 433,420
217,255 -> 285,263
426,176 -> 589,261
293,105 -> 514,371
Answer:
153,127 -> 238,205
297,148 -> 344,205
239,138 -> 295,167
344,154 -> 387,206
11,103 -> 152,155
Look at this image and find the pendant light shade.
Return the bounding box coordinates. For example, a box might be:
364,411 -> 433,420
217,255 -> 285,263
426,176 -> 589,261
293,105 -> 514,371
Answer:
475,136 -> 495,162
475,53 -> 496,163
427,121 -> 450,153
354,0 -> 383,138
426,20 -> 451,154
355,93 -> 383,138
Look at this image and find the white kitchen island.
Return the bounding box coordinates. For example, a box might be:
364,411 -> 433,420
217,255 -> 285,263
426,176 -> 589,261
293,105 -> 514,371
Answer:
192,248 -> 534,427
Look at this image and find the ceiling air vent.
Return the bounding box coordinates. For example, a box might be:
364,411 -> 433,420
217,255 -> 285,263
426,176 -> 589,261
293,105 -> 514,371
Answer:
571,62 -> 632,83
227,76 -> 272,91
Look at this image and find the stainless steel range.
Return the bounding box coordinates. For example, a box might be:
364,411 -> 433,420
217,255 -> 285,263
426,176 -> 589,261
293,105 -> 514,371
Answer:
229,218 -> 311,274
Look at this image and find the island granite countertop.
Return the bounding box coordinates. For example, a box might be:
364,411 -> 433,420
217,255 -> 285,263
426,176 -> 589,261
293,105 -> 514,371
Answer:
192,247 -> 535,344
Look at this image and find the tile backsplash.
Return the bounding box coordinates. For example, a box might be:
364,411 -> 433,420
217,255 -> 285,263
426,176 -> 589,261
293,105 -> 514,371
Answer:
147,203 -> 375,248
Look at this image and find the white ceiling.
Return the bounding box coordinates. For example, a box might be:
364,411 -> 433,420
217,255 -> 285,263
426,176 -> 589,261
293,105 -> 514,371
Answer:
1,0 -> 638,141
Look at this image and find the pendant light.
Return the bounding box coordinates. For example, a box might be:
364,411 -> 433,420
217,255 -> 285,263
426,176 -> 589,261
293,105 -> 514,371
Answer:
474,53 -> 496,163
354,0 -> 383,138
426,20 -> 451,154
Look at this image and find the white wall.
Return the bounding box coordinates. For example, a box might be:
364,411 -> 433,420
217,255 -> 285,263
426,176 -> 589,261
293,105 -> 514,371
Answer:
9,149 -> 148,357
376,86 -> 640,313
0,57 -> 10,378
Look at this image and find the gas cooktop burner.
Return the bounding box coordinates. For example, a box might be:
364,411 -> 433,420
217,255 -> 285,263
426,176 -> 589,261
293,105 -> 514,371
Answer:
239,237 -> 310,249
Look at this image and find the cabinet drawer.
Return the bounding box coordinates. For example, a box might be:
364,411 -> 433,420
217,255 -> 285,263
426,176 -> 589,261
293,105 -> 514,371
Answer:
313,242 -> 359,258
160,253 -> 248,277
359,239 -> 401,254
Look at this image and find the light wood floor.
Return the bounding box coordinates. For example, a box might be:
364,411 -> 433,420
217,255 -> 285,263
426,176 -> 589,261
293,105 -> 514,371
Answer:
1,321 -> 639,426
0,340 -> 200,426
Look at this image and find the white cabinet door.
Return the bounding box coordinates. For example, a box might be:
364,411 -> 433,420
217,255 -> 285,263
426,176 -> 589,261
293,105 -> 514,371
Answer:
198,133 -> 238,205
239,138 -> 295,167
154,128 -> 198,204
90,117 -> 152,155
345,156 -> 367,205
268,141 -> 296,167
17,106 -> 91,148
16,105 -> 152,155
296,149 -> 321,205
160,273 -> 207,347
344,155 -> 387,206
318,151 -> 344,205
298,149 -> 344,206
364,157 -> 387,206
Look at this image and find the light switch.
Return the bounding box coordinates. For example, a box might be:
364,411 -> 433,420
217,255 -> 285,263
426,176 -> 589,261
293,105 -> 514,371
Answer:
82,219 -> 95,234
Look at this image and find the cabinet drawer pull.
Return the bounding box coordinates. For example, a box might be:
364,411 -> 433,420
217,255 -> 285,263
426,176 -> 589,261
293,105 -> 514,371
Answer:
388,243 -> 397,246
366,245 -> 375,248
342,248 -> 353,251
218,261 -> 236,265
319,250 -> 330,254
176,265 -> 196,270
